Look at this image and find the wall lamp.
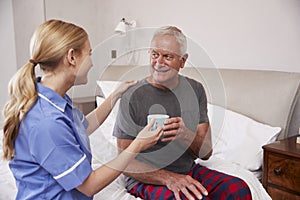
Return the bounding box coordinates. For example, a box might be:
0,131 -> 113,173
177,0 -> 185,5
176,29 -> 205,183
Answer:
114,18 -> 136,34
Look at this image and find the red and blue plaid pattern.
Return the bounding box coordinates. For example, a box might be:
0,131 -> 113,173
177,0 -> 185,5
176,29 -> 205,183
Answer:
130,164 -> 252,200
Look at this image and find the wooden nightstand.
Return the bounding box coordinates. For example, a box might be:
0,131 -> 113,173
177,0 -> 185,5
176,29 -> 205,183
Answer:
262,136 -> 300,199
72,96 -> 96,115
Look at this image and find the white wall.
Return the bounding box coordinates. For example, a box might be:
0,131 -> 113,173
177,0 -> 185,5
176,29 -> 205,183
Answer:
1,0 -> 300,128
12,0 -> 45,67
44,0 -> 100,98
45,0 -> 98,47
95,0 -> 300,73
0,0 -> 17,127
0,0 -> 44,127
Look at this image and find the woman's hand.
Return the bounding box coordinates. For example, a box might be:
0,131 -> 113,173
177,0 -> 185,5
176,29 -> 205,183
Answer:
130,119 -> 163,153
112,80 -> 138,99
86,80 -> 138,135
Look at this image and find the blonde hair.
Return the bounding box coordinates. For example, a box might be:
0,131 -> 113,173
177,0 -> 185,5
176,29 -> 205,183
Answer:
2,19 -> 88,160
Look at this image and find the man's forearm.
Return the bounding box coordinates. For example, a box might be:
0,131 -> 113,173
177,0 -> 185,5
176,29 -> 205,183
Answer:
194,123 -> 212,159
179,123 -> 212,159
117,138 -> 180,185
123,158 -> 176,186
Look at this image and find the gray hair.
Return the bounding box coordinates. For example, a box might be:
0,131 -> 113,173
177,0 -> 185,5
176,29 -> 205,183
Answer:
151,26 -> 187,56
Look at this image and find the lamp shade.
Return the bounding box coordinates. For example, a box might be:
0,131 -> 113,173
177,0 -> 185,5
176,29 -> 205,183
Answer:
114,21 -> 126,34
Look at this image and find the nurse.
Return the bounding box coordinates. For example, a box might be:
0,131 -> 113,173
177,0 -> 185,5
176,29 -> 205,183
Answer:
2,19 -> 163,200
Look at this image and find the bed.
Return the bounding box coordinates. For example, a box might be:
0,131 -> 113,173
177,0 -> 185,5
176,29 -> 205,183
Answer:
1,65 -> 300,200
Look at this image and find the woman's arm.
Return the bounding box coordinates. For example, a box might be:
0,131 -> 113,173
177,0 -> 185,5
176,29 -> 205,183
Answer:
85,81 -> 137,135
115,137 -> 208,200
76,143 -> 140,197
77,120 -> 163,197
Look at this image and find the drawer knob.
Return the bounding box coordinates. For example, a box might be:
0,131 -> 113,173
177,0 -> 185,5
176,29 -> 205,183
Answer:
273,168 -> 282,175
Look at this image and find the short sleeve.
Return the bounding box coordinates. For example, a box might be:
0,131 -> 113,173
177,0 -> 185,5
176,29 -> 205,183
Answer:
73,106 -> 89,129
197,83 -> 209,124
113,92 -> 142,139
28,118 -> 92,191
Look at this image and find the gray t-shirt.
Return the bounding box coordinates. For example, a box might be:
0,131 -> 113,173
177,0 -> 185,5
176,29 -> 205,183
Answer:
113,75 -> 209,190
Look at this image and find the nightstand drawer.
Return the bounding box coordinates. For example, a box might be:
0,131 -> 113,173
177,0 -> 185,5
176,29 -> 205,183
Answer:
268,153 -> 300,193
268,186 -> 300,200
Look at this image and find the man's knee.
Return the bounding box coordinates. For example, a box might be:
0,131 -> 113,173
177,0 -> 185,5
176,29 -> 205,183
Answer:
226,177 -> 252,199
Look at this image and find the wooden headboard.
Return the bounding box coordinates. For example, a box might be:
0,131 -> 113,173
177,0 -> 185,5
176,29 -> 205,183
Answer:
99,65 -> 300,140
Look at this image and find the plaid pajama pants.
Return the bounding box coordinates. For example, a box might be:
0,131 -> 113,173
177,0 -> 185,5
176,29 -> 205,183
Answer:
129,164 -> 252,200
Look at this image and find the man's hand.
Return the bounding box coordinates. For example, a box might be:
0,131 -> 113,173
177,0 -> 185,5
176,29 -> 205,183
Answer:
166,173 -> 208,200
162,117 -> 211,159
161,117 -> 188,142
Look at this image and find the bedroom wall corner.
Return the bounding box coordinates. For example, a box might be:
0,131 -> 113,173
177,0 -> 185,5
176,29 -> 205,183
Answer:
288,93 -> 300,137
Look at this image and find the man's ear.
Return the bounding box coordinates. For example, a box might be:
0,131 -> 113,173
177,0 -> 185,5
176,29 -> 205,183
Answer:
180,53 -> 188,68
66,48 -> 76,65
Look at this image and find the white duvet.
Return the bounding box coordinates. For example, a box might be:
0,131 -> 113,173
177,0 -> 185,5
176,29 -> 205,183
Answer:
0,158 -> 271,200
91,158 -> 272,200
1,128 -> 271,200
196,158 -> 271,200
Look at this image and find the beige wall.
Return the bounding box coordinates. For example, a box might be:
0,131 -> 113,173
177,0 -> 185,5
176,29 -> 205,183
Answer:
1,0 -> 300,132
41,0 -> 300,73
94,0 -> 300,72
0,0 -> 17,127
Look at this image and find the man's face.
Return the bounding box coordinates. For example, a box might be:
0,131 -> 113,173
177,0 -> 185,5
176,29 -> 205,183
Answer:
149,35 -> 187,88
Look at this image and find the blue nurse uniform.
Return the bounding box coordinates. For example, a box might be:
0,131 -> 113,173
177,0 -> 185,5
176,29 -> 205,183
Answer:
9,82 -> 93,199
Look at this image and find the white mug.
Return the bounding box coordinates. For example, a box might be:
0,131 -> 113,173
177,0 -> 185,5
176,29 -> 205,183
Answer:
147,114 -> 169,131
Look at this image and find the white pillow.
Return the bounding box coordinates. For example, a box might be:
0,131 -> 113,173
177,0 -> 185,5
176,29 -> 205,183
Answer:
93,92 -> 281,175
93,81 -> 122,163
91,96 -> 119,163
96,81 -> 121,99
207,104 -> 281,172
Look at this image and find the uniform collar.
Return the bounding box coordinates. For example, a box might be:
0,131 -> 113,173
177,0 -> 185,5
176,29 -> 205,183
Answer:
37,82 -> 72,112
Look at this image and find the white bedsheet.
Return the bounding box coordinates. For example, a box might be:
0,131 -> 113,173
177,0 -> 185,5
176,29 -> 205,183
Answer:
0,126 -> 271,200
92,157 -> 272,200
0,159 -> 17,199
196,157 -> 271,200
0,157 -> 271,200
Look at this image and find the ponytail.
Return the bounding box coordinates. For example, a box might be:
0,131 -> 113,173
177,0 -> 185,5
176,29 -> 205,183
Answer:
2,19 -> 88,160
2,61 -> 38,160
